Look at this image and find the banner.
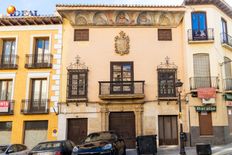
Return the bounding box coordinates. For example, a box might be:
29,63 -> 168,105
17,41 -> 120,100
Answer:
0,101 -> 9,112
197,88 -> 216,99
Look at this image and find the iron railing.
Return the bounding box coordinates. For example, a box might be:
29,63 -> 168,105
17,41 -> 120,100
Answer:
188,28 -> 214,41
189,77 -> 219,90
0,55 -> 19,69
25,54 -> 53,68
0,100 -> 14,115
221,33 -> 232,48
224,78 -> 232,91
21,99 -> 50,114
99,81 -> 145,95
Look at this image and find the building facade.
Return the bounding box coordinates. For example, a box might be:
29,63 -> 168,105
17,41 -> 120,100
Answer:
183,0 -> 232,145
0,16 -> 62,148
57,4 -> 187,148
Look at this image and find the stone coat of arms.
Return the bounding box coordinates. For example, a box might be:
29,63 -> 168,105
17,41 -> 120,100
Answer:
115,31 -> 130,55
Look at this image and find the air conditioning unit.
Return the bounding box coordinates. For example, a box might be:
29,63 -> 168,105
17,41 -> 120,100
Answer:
202,98 -> 216,104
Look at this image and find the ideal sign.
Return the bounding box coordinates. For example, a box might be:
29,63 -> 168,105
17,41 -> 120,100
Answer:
0,101 -> 9,112
10,10 -> 39,17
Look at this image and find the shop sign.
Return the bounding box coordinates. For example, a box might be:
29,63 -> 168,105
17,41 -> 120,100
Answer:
195,106 -> 216,112
0,101 -> 9,112
10,10 -> 39,17
226,101 -> 232,106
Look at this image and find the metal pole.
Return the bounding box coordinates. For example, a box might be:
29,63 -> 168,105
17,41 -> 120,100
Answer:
179,91 -> 186,155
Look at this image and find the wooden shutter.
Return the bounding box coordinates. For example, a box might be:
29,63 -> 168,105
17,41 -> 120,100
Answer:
74,29 -> 89,41
158,29 -> 172,41
199,112 -> 213,135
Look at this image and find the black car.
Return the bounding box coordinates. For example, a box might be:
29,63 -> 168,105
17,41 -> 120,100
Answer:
29,140 -> 75,155
72,131 -> 126,155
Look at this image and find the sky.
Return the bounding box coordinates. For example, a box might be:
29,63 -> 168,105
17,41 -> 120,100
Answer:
0,0 -> 231,15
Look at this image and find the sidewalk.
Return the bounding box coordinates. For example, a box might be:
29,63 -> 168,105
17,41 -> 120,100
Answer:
126,142 -> 232,155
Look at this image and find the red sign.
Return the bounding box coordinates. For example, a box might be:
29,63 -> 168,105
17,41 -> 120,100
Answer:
226,101 -> 232,106
197,88 -> 216,99
0,101 -> 9,112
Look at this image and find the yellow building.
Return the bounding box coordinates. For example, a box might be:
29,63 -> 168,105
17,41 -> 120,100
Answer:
0,16 -> 62,148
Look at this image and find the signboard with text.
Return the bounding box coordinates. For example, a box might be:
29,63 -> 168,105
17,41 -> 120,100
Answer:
0,101 -> 9,112
195,106 -> 216,112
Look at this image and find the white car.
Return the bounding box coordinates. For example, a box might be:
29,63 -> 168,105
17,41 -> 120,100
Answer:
0,144 -> 29,155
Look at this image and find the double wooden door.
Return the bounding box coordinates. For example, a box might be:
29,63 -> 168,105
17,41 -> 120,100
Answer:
158,115 -> 178,145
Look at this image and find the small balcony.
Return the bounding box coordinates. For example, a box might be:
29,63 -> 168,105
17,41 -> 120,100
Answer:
0,100 -> 14,115
221,33 -> 232,50
0,55 -> 19,69
21,99 -> 50,114
25,54 -> 53,69
189,77 -> 219,91
99,81 -> 145,99
188,28 -> 214,43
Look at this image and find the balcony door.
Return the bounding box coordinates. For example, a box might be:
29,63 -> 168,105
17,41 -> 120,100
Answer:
193,53 -> 211,88
221,18 -> 228,43
0,80 -> 12,100
224,57 -> 232,90
110,62 -> 134,94
2,39 -> 15,65
191,12 -> 207,40
30,79 -> 47,112
34,38 -> 49,64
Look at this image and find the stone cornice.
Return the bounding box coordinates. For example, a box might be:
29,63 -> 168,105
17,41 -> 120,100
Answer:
58,10 -> 185,27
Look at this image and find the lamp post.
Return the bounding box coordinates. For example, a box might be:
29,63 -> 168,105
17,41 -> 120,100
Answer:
176,79 -> 186,155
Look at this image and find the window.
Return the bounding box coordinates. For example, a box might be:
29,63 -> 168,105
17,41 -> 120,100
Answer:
0,80 -> 12,100
110,62 -> 134,94
1,39 -> 16,66
34,38 -> 49,63
158,29 -> 172,41
224,57 -> 232,90
193,53 -> 211,88
74,29 -> 89,41
158,69 -> 176,97
221,18 -> 228,42
199,112 -> 213,135
67,69 -> 88,100
30,79 -> 47,111
191,12 -> 207,40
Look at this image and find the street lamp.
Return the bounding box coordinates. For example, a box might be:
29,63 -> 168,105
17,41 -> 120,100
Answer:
176,79 -> 186,155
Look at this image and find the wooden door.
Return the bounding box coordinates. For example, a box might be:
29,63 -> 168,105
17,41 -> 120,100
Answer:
109,112 -> 136,148
199,112 -> 213,135
158,116 -> 178,145
67,118 -> 87,145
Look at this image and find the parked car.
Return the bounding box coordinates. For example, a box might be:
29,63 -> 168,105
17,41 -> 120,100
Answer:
0,144 -> 29,155
72,131 -> 126,155
28,140 -> 75,155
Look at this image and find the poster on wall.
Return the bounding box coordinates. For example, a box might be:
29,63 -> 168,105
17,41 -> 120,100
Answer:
0,101 -> 9,112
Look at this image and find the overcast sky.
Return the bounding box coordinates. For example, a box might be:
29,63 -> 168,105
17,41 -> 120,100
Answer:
0,0 -> 231,15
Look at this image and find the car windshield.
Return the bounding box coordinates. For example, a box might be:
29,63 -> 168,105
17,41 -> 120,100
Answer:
32,142 -> 62,151
0,145 -> 8,153
84,132 -> 116,143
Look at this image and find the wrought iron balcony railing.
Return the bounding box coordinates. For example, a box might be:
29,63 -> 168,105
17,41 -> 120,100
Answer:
221,33 -> 232,48
25,54 -> 53,69
188,28 -> 214,41
21,99 -> 50,114
189,77 -> 219,90
224,78 -> 232,91
0,55 -> 19,69
0,100 -> 14,115
99,81 -> 145,99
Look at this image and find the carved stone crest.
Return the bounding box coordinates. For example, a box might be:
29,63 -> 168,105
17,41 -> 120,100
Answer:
115,31 -> 130,55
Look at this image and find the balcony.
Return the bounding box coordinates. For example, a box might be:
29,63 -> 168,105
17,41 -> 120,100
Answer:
21,99 -> 50,114
25,54 -> 53,69
221,33 -> 232,50
189,77 -> 219,90
188,29 -> 214,43
99,81 -> 145,99
0,100 -> 14,115
0,55 -> 19,69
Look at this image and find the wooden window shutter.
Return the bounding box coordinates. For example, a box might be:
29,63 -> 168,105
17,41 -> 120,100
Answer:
199,112 -> 213,135
158,29 -> 172,41
74,29 -> 89,41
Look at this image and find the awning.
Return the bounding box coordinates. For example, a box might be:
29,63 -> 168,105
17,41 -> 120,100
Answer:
225,93 -> 232,101
197,88 -> 216,99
